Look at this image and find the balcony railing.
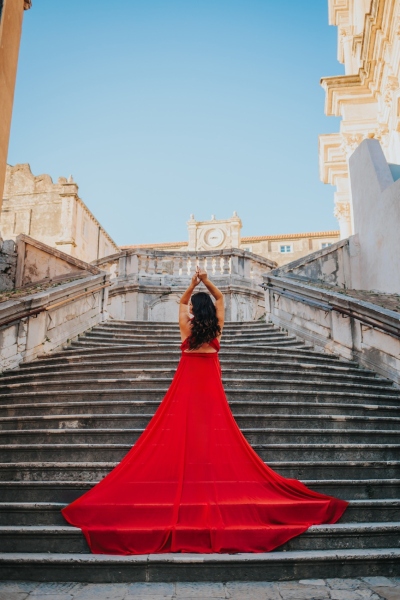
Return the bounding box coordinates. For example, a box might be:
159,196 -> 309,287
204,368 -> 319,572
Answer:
96,248 -> 276,286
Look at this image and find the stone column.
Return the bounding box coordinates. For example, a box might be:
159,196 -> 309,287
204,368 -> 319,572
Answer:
0,0 -> 31,216
334,202 -> 352,239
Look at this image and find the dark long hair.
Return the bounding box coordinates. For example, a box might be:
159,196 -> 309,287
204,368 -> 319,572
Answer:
188,292 -> 221,350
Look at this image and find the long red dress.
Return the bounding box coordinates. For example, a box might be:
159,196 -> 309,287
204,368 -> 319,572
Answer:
62,338 -> 348,554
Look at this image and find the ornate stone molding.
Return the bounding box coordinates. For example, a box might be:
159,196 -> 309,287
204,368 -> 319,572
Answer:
340,133 -> 364,157
24,1 -> 32,9
333,202 -> 351,221
383,75 -> 399,107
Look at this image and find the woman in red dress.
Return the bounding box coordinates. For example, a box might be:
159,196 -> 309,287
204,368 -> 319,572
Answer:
62,268 -> 347,555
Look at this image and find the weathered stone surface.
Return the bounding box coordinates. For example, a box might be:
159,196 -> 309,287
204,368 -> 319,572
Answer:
2,164 -> 119,263
371,588 -> 400,600
175,582 -> 225,598
277,581 -> 330,599
1,579 -> 400,599
124,582 -> 174,598
72,583 -> 126,599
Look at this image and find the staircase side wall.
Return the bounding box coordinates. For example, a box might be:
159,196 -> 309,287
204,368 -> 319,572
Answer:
0,273 -> 109,372
264,278 -> 400,386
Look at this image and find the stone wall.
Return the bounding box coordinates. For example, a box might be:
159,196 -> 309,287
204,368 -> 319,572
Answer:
271,237 -> 356,288
263,273 -> 400,386
349,138 -> 400,294
0,272 -> 110,372
0,237 -> 16,290
14,234 -> 100,288
1,164 -> 119,263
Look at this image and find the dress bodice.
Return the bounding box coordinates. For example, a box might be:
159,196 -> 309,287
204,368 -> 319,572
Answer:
180,337 -> 220,353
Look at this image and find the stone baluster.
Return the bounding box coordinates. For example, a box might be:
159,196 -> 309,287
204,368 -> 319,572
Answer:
173,257 -> 181,277
154,257 -> 161,274
138,254 -> 146,275
220,256 -> 227,275
147,256 -> 156,275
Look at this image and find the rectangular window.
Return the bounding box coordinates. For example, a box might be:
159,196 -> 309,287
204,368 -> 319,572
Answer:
321,242 -> 332,249
243,246 -> 252,252
280,245 -> 292,253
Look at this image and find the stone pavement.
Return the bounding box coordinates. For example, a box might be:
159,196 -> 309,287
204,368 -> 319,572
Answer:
0,578 -> 399,600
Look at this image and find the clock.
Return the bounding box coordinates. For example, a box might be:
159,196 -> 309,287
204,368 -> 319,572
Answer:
205,228 -> 225,248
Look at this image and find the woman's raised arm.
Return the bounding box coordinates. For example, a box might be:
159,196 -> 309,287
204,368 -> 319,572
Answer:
179,272 -> 200,338
197,269 -> 224,331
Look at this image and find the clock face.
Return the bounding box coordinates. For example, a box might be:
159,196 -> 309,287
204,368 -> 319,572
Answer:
205,228 -> 225,247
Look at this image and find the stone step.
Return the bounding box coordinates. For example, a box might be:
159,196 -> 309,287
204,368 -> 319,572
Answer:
1,318 -> 399,582
1,412 -> 399,431
1,522 -> 399,554
2,478 -> 399,503
1,399 -> 398,419
24,346 -> 342,365
69,338 -> 306,349
86,325 -> 279,335
0,426 -> 398,446
1,362 -> 376,383
1,376 -> 395,396
0,460 -> 398,483
2,388 -> 399,406
105,319 -> 270,327
0,548 -> 399,582
0,441 -> 398,462
1,499 -> 398,526
102,320 -> 271,329
82,331 -> 290,342
0,368 -> 386,389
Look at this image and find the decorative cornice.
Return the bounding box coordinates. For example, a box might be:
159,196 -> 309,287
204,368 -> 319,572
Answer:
24,1 -> 32,10
320,73 -> 375,116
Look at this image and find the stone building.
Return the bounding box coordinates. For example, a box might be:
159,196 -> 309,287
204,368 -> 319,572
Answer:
121,213 -> 340,267
319,0 -> 400,238
1,163 -> 119,263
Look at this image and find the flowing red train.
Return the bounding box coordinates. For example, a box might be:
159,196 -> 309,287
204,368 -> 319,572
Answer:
62,338 -> 348,554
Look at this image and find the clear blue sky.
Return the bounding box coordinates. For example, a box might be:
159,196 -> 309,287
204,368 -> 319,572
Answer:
8,0 -> 343,246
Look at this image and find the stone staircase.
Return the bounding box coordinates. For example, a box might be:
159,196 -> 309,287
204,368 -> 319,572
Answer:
0,319 -> 399,582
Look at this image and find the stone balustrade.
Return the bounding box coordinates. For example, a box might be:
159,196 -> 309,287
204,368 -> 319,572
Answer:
95,249 -> 276,322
